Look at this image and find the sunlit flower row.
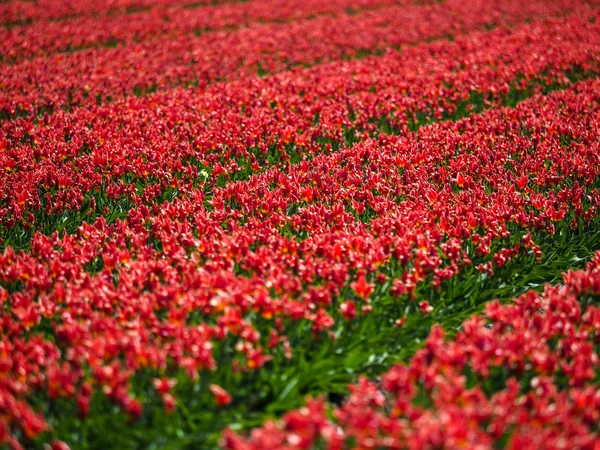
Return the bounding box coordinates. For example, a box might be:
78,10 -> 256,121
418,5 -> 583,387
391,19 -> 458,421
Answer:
0,0 -> 409,59
0,0 -> 227,25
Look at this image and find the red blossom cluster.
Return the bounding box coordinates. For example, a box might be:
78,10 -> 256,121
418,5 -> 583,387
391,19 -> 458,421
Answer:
0,0 -> 411,60
1,13 -> 598,238
1,76 -> 599,446
224,252 -> 600,449
0,0 -> 588,116
0,0 -> 227,25
1,0 -> 600,447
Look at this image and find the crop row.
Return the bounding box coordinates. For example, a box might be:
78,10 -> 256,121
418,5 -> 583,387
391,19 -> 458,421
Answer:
1,12 -> 598,249
225,251 -> 600,449
0,0 -> 588,118
1,79 -> 599,448
0,0 -> 411,60
0,0 -> 233,26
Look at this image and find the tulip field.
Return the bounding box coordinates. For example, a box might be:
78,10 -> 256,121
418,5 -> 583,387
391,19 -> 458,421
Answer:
2,0 -> 600,449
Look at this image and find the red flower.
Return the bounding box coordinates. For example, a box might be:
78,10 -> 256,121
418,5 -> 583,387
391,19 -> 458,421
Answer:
210,384 -> 232,407
351,273 -> 374,301
339,301 -> 356,321
419,301 -> 434,314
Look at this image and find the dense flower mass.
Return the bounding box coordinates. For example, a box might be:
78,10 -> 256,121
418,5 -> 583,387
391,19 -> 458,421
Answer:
0,0 -> 599,448
224,253 -> 600,449
0,0 -> 592,117
2,13 -> 599,244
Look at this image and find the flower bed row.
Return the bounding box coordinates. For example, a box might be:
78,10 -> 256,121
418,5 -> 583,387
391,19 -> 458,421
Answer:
0,0 -> 409,60
0,0 -> 233,26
